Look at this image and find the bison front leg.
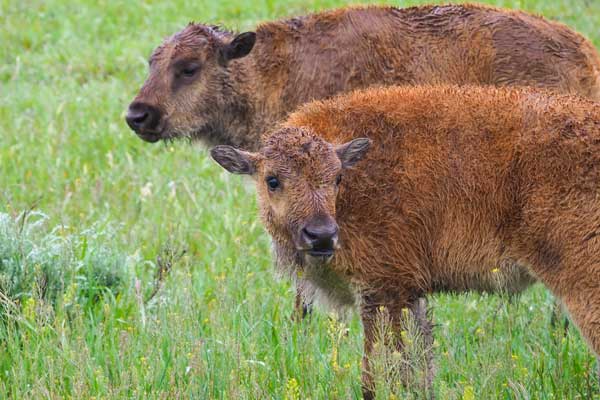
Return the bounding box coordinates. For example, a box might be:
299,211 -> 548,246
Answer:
292,291 -> 312,320
360,291 -> 435,400
411,297 -> 435,396
360,300 -> 386,400
549,298 -> 570,335
360,314 -> 376,400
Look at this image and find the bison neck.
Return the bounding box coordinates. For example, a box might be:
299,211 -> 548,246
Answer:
271,238 -> 357,310
205,54 -> 289,151
194,62 -> 258,150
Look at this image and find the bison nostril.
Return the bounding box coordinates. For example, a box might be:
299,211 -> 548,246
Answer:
302,227 -> 318,242
127,111 -> 148,127
125,102 -> 162,134
302,225 -> 339,250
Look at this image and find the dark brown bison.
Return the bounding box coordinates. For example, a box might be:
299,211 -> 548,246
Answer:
211,85 -> 600,399
126,3 -> 600,320
126,4 -> 600,146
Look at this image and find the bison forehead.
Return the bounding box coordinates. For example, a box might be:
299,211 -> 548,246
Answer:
175,23 -> 233,46
172,24 -> 213,47
151,23 -> 231,65
262,127 -> 341,180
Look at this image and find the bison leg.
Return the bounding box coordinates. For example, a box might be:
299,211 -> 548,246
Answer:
360,305 -> 377,400
360,291 -> 434,399
292,291 -> 312,321
554,287 -> 600,354
516,200 -> 600,355
549,298 -> 570,335
291,280 -> 313,321
293,292 -> 312,320
411,297 -> 435,399
301,300 -> 313,318
526,258 -> 600,356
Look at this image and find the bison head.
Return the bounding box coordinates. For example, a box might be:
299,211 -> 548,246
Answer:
211,127 -> 371,266
126,23 -> 256,143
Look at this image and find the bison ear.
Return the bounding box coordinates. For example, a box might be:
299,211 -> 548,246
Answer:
221,32 -> 256,63
336,138 -> 372,168
211,145 -> 257,175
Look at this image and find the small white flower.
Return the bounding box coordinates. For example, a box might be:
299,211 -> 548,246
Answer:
140,182 -> 153,199
168,181 -> 176,199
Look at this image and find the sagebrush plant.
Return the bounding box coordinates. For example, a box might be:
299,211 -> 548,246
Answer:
1,0 -> 600,398
0,210 -> 129,320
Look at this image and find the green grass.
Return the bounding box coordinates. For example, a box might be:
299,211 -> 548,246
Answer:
1,0 -> 600,398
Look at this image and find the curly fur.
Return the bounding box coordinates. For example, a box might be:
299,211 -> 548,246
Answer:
246,85 -> 600,398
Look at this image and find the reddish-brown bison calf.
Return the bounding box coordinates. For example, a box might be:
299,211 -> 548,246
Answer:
211,85 -> 600,399
126,3 -> 600,319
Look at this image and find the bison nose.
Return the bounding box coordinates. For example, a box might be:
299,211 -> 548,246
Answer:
301,222 -> 339,255
125,102 -> 162,135
126,108 -> 148,130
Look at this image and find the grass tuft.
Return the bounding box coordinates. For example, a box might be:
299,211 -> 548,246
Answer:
0,210 -> 128,321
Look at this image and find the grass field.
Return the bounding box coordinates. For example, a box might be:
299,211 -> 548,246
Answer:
2,0 -> 600,398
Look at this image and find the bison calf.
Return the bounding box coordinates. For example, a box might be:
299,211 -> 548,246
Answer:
212,85 -> 600,398
127,4 -> 600,146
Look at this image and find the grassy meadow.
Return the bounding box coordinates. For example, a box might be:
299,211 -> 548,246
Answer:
2,0 -> 600,398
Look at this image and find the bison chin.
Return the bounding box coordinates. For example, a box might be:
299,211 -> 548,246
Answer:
137,132 -> 162,143
303,250 -> 335,266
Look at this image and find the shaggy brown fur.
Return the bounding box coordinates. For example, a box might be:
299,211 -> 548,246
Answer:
128,3 -> 600,146
212,85 -> 600,399
127,3 -> 600,320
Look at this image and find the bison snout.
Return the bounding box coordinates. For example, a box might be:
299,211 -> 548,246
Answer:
299,220 -> 339,258
125,102 -> 163,142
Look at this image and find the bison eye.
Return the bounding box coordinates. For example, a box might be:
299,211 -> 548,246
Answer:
180,64 -> 200,78
335,174 -> 342,186
266,176 -> 280,191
